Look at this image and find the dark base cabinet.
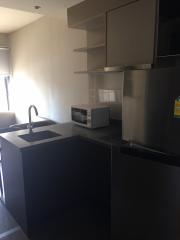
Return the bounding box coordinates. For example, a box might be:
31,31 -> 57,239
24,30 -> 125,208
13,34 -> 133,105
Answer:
112,146 -> 180,240
4,132 -> 180,240
1,136 -> 111,239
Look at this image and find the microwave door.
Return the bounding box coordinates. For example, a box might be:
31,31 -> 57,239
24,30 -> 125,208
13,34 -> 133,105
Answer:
72,108 -> 87,124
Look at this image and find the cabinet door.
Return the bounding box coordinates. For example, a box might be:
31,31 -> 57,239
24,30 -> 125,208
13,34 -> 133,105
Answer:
22,137 -> 111,240
107,0 -> 157,67
112,147 -> 180,240
66,137 -> 111,240
68,0 -> 137,28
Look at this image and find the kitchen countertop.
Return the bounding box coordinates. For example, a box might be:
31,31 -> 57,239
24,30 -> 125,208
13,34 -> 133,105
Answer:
0,121 -> 122,149
1,121 -> 179,166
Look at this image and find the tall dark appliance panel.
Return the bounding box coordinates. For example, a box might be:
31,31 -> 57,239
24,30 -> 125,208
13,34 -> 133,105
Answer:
112,147 -> 180,240
123,67 -> 180,155
158,0 -> 180,57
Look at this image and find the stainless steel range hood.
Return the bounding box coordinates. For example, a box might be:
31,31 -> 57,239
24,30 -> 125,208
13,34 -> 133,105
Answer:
104,64 -> 152,72
74,64 -> 152,74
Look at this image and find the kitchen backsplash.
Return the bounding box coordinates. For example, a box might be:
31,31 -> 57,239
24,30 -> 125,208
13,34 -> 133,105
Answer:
89,72 -> 124,120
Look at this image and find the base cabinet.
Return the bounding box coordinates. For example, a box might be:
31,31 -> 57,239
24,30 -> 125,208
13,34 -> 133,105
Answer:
1,136 -> 111,239
3,133 -> 180,240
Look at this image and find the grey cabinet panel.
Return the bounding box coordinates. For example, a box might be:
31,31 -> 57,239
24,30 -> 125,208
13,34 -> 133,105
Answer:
68,0 -> 137,28
107,0 -> 157,66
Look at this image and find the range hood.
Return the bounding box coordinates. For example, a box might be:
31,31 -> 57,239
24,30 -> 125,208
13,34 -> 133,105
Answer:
104,64 -> 152,72
74,64 -> 152,74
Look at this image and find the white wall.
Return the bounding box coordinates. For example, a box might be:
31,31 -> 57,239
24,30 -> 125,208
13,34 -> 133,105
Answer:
9,16 -> 88,123
89,73 -> 124,120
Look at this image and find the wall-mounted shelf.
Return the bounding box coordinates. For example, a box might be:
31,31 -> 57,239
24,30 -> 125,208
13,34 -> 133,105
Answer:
74,43 -> 106,52
68,13 -> 106,30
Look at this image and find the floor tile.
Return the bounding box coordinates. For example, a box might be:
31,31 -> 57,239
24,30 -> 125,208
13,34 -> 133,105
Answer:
0,201 -> 29,240
0,201 -> 18,235
0,229 -> 28,240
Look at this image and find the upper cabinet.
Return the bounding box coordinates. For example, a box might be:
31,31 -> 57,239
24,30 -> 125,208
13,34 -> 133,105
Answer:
68,0 -> 159,72
67,0 -> 136,29
107,0 -> 157,67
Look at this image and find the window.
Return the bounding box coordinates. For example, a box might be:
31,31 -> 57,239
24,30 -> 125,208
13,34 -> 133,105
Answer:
0,75 -> 9,112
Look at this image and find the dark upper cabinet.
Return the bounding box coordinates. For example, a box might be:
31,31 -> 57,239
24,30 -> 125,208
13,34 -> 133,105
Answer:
107,0 -> 157,67
157,0 -> 180,57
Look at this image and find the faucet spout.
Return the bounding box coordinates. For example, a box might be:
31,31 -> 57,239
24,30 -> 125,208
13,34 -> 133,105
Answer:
28,105 -> 38,133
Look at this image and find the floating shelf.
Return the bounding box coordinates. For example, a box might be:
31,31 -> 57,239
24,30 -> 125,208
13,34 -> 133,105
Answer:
74,43 -> 106,52
69,14 -> 106,30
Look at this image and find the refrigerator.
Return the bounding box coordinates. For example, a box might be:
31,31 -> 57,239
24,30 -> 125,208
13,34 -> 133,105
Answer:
122,67 -> 180,156
111,67 -> 180,240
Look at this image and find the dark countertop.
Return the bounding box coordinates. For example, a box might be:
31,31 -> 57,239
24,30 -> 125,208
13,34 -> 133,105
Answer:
0,121 -> 122,150
119,143 -> 180,166
1,121 -> 180,166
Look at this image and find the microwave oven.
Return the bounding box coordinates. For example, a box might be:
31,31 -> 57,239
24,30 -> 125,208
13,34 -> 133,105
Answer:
71,105 -> 110,129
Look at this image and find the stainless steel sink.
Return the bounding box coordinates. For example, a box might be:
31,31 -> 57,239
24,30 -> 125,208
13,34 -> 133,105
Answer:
19,130 -> 61,142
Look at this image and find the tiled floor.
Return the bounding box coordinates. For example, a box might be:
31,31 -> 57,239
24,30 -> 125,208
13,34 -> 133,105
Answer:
0,201 -> 28,240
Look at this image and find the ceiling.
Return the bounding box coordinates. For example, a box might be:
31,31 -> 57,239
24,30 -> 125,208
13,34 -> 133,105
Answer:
0,7 -> 42,33
0,0 -> 84,18
0,0 -> 84,33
